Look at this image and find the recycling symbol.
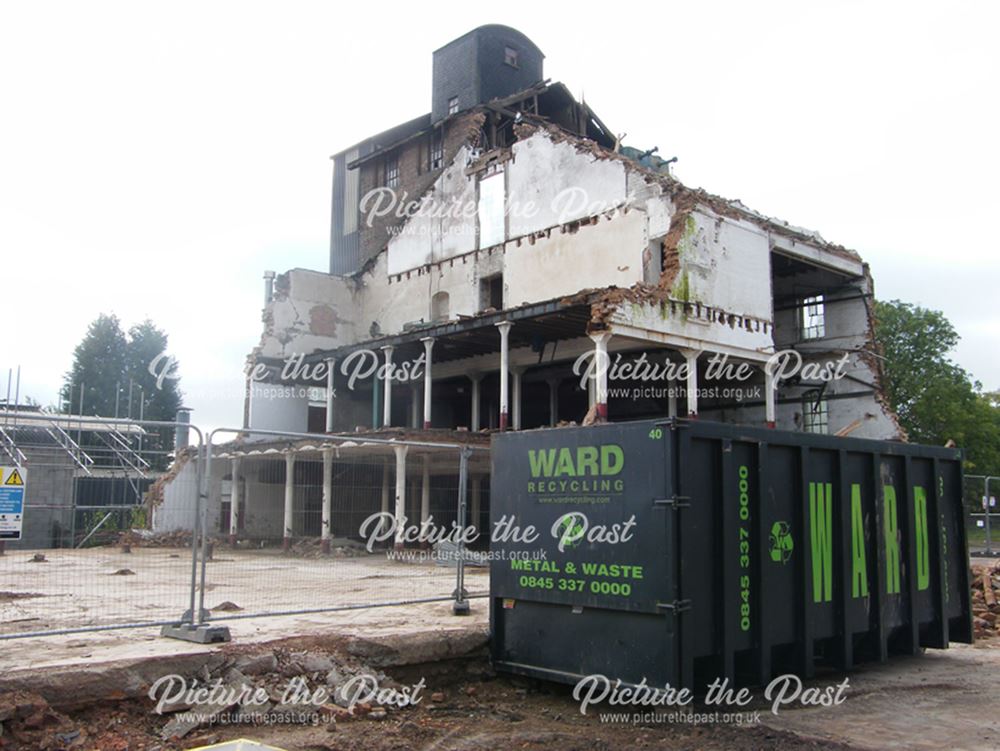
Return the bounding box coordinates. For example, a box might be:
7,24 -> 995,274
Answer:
769,520 -> 794,564
556,516 -> 585,549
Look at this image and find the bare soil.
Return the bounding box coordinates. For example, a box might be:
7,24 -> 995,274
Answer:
1,658 -> 852,751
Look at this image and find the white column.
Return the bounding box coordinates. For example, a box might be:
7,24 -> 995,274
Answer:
667,379 -> 678,418
547,377 -> 560,426
589,331 -> 612,422
381,345 -> 394,427
393,445 -> 408,550
496,321 -> 512,430
681,349 -> 701,417
422,337 -> 434,429
409,384 -> 421,428
765,366 -> 776,428
229,457 -> 241,545
512,367 -> 523,430
325,357 -> 336,432
380,461 -> 390,515
469,373 -> 482,431
321,447 -> 333,552
283,452 -> 295,549
420,454 -> 431,543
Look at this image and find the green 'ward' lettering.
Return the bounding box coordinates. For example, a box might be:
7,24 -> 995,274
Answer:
884,486 -> 901,595
914,486 -> 930,591
851,483 -> 869,598
809,482 -> 833,604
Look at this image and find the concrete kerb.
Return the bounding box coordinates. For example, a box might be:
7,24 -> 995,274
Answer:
0,622 -> 489,711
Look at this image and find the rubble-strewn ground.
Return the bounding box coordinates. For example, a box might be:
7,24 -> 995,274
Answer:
3,638 -> 1000,751
2,557 -> 999,749
970,560 -> 1000,638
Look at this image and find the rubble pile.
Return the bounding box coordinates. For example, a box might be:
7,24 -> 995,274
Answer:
154,647 -> 416,741
287,538 -> 368,559
971,562 -> 1000,639
0,646 -> 429,749
119,530 -> 192,549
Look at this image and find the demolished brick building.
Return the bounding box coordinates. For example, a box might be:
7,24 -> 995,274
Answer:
153,25 -> 904,543
247,24 -> 900,442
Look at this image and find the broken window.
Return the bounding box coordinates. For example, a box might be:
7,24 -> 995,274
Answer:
448,96 -> 459,115
799,295 -> 825,339
802,396 -> 828,434
504,46 -> 519,68
430,130 -> 443,170
307,406 -> 327,434
478,170 -> 505,248
384,153 -> 399,189
480,274 -> 503,311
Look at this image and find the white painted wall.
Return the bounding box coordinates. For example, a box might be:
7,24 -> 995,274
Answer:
258,269 -> 357,359
248,381 -> 310,433
674,210 -> 773,321
152,458 -> 199,533
504,208 -> 647,306
507,133 -> 628,237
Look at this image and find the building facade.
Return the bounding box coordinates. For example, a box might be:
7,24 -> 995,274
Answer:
245,24 -> 901,445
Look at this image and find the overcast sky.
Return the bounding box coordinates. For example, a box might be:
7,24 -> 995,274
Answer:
2,1 -> 997,431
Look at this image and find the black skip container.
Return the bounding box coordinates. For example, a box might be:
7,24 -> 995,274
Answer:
489,418 -> 972,690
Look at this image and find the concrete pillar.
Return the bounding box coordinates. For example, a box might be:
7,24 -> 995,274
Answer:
229,457 -> 241,547
381,345 -> 394,427
420,454 -> 431,548
469,373 -> 482,431
380,461 -> 390,516
422,337 -> 434,429
512,367 -> 523,430
589,331 -> 612,422
764,366 -> 776,428
547,377 -> 560,426
496,321 -> 512,430
325,358 -> 336,433
409,384 -> 421,428
681,349 -> 701,417
372,373 -> 382,428
393,445 -> 408,551
321,447 -> 333,553
667,379 -> 678,418
282,452 -> 296,550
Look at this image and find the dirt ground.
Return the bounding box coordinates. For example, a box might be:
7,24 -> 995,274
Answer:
2,552 -> 999,749
3,636 -> 1000,750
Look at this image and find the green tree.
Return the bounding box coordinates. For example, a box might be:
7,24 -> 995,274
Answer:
62,314 -> 128,416
62,315 -> 183,466
875,300 -> 1000,472
125,319 -> 183,424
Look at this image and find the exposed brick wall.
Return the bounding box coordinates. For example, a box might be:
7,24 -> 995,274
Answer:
358,112 -> 485,263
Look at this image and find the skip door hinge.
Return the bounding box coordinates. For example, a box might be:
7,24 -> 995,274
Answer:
653,496 -> 689,509
657,599 -> 692,614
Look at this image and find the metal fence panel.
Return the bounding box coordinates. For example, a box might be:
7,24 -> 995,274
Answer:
0,414 -> 202,639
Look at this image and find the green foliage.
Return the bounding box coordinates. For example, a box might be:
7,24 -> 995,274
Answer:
79,509 -> 121,547
875,300 -> 1000,473
62,314 -> 183,468
62,314 -> 128,417
78,506 -> 148,547
130,505 -> 148,529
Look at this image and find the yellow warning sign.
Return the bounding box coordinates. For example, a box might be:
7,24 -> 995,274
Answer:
4,468 -> 23,486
